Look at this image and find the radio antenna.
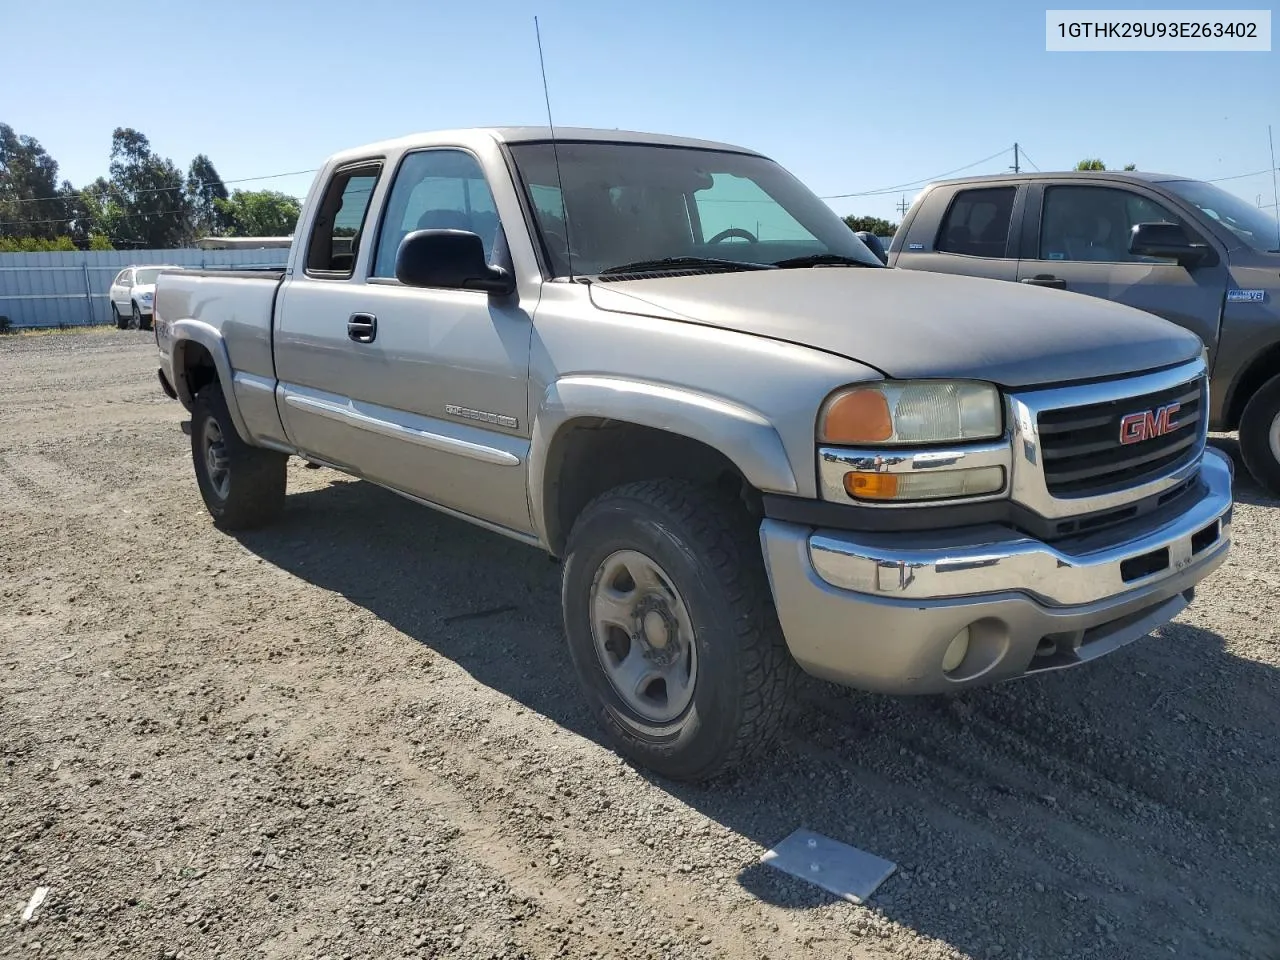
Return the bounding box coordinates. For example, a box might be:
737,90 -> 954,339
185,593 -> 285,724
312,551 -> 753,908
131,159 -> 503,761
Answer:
534,16 -> 575,282
1270,124 -> 1279,253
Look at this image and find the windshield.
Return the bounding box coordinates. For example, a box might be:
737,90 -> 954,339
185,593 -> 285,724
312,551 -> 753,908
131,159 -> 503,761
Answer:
134,268 -> 166,284
1163,180 -> 1280,253
507,141 -> 882,277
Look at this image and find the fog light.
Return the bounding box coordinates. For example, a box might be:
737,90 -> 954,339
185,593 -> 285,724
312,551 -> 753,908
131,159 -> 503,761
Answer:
942,627 -> 970,674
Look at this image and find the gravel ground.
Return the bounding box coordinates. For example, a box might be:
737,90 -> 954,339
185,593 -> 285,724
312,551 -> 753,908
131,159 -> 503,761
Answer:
1,330 -> 1278,960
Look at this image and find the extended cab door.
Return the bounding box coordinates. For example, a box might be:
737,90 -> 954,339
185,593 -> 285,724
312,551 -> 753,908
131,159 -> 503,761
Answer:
891,183 -> 1024,281
273,149 -> 534,536
1015,181 -> 1228,352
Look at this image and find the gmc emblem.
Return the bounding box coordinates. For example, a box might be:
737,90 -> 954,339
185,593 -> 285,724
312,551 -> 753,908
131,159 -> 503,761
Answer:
1119,403 -> 1182,445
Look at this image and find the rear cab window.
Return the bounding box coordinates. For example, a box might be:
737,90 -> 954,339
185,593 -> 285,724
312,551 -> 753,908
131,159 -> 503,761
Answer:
936,187 -> 1017,258
304,162 -> 383,278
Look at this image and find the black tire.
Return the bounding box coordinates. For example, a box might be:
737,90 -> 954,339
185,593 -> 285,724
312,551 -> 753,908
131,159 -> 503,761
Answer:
561,479 -> 797,782
130,303 -> 141,330
190,382 -> 288,530
1239,373 -> 1280,497
112,305 -> 126,330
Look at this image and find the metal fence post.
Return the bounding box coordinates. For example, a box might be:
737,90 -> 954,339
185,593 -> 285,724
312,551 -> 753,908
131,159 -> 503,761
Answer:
82,262 -> 95,326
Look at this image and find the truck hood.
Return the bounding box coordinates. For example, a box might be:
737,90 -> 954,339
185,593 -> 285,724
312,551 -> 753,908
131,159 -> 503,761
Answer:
586,268 -> 1203,388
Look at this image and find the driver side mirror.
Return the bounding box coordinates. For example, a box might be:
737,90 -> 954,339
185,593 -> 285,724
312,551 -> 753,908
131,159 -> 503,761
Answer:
395,229 -> 515,296
854,231 -> 889,265
1129,222 -> 1209,267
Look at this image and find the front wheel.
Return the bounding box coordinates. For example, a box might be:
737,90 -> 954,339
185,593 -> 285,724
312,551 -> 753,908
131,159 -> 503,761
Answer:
191,383 -> 288,530
561,479 -> 797,781
112,305 -> 126,330
129,303 -> 141,330
1239,373 -> 1280,497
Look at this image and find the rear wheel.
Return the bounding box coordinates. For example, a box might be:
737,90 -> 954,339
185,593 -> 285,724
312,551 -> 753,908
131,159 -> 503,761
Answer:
191,382 -> 288,530
1239,373 -> 1280,497
561,479 -> 797,781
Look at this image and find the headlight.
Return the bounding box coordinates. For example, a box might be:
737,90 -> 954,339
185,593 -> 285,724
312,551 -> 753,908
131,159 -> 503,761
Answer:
819,380 -> 1002,445
140,292 -> 154,302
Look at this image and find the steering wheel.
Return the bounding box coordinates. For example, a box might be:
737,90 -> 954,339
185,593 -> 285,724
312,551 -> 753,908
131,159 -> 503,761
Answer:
707,227 -> 758,244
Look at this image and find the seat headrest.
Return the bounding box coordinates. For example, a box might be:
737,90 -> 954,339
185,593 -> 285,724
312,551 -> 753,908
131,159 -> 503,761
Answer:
416,209 -> 472,231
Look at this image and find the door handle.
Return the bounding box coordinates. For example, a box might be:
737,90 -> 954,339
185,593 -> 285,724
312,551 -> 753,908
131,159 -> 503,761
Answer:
1020,275 -> 1067,289
347,313 -> 377,343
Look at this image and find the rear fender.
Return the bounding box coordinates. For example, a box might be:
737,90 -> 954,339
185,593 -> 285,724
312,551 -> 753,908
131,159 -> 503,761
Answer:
169,319 -> 253,444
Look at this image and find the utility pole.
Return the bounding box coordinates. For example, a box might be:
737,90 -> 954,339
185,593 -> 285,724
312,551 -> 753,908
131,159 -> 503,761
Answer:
896,194 -> 910,217
1011,143 -> 1021,174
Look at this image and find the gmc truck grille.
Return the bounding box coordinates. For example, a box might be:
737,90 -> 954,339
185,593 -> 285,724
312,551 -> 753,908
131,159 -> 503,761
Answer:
1037,375 -> 1206,498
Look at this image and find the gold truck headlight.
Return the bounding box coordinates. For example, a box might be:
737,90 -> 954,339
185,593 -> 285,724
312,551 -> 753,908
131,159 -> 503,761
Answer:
819,381 -> 1003,446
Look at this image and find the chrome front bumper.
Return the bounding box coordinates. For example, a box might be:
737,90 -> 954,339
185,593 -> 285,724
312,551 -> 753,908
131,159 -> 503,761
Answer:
760,448 -> 1234,694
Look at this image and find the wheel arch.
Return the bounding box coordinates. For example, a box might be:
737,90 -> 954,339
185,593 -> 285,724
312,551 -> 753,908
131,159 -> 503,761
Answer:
169,319 -> 253,443
528,376 -> 799,556
1224,340 -> 1280,431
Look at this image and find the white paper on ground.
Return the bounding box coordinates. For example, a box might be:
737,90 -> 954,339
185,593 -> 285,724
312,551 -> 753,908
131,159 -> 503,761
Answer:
759,828 -> 896,904
22,886 -> 49,923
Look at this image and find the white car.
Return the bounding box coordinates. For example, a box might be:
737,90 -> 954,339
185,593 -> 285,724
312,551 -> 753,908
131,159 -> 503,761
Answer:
108,265 -> 180,330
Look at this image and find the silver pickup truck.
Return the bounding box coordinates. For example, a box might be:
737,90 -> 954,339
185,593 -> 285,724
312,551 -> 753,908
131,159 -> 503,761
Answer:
154,127 -> 1233,781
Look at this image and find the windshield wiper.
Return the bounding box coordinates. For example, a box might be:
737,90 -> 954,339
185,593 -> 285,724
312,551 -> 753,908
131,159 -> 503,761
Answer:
771,253 -> 878,269
598,256 -> 777,276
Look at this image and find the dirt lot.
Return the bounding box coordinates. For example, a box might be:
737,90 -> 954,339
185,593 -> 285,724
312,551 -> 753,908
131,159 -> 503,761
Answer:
1,331 -> 1278,960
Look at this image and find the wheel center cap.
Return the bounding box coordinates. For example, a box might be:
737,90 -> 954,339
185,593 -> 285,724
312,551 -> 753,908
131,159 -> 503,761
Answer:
642,610 -> 669,649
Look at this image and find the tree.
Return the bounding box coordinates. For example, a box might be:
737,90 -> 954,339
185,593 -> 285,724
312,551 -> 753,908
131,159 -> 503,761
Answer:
106,127 -> 191,248
215,189 -> 301,237
187,154 -> 229,237
1075,158 -> 1138,171
842,214 -> 899,236
0,123 -> 64,240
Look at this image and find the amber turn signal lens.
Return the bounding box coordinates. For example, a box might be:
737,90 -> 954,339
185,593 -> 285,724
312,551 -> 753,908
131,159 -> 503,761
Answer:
821,388 -> 893,443
843,471 -> 900,500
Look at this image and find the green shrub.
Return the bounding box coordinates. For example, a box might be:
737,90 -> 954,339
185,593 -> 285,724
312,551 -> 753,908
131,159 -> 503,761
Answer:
0,235 -> 78,253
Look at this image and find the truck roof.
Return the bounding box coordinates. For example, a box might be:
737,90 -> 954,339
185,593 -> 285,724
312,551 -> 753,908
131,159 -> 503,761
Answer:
929,170 -> 1190,187
325,127 -> 763,167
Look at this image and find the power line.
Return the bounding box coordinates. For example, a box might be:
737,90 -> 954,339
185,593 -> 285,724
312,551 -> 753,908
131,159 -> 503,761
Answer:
3,168 -> 318,206
819,147 -> 1014,199
1018,148 -> 1042,172
1207,167 -> 1279,183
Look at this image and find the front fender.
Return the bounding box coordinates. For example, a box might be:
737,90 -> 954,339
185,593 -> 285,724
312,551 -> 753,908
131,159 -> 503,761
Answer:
168,319 -> 254,444
527,375 -> 799,547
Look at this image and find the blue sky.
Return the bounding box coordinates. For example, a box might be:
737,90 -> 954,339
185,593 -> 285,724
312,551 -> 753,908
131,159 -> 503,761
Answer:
4,0 -> 1277,224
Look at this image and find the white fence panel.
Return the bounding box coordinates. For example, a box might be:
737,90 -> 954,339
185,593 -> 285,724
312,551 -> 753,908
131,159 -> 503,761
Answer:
0,247 -> 290,329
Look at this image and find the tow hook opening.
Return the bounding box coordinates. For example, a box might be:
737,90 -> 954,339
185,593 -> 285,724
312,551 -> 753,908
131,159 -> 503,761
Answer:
1190,519 -> 1220,555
